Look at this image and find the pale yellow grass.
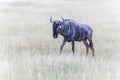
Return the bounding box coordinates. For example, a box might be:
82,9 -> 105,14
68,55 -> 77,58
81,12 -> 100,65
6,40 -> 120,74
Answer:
0,0 -> 120,80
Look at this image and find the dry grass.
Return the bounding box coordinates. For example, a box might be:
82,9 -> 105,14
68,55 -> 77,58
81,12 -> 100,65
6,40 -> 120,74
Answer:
0,0 -> 120,80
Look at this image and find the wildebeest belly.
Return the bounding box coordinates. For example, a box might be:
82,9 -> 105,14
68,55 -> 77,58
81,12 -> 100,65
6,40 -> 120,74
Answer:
75,36 -> 87,41
74,27 -> 87,41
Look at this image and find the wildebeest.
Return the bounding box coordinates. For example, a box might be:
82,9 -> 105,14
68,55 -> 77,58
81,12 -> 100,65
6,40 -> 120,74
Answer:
50,17 -> 95,57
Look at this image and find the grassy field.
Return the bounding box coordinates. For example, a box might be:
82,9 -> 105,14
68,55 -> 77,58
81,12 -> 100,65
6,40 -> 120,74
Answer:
0,0 -> 120,80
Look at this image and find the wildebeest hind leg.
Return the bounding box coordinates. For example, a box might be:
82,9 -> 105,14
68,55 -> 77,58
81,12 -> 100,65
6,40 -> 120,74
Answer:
88,39 -> 95,57
83,40 -> 89,56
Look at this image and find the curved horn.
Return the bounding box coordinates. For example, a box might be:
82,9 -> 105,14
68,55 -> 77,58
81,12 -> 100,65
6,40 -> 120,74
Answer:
61,16 -> 65,23
50,17 -> 54,23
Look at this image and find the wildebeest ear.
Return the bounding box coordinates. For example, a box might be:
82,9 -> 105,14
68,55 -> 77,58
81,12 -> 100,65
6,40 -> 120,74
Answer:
61,16 -> 65,24
69,22 -> 71,27
50,17 -> 54,23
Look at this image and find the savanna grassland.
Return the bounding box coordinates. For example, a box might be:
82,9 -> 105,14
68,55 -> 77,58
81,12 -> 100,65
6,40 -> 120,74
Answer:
0,0 -> 120,80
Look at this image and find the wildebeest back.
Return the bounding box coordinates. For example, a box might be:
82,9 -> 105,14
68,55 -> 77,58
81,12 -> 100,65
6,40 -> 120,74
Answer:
70,21 -> 91,41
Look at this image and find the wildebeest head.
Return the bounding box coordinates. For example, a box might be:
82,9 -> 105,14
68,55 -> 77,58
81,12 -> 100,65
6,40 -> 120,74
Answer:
50,17 -> 64,38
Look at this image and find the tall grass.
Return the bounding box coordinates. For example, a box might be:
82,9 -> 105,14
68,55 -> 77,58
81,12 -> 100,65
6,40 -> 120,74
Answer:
0,0 -> 120,80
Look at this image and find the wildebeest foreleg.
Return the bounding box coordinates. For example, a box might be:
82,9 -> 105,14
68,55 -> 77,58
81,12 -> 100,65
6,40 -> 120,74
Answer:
71,40 -> 75,55
60,39 -> 66,54
83,40 -> 89,56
